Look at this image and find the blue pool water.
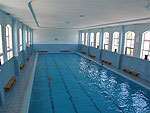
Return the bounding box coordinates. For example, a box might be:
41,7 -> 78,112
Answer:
29,53 -> 150,113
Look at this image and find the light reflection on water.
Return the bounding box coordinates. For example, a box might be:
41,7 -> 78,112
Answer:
79,57 -> 150,113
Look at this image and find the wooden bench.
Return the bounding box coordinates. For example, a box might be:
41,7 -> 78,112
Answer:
26,56 -> 29,61
60,50 -> 70,52
38,51 -> 48,53
89,54 -> 96,58
123,68 -> 139,77
20,62 -> 25,70
4,77 -> 16,91
81,51 -> 86,55
101,60 -> 111,65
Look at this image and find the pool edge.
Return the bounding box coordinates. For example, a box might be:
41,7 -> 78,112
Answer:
76,52 -> 150,91
20,53 -> 38,113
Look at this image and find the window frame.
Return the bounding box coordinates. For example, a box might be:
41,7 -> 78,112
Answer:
124,31 -> 135,56
6,24 -> 13,60
25,30 -> 28,47
141,31 -> 150,60
90,32 -> 95,47
81,33 -> 85,45
112,32 -> 119,52
0,25 -> 4,65
103,32 -> 110,50
85,33 -> 88,46
18,29 -> 23,52
96,32 -> 100,48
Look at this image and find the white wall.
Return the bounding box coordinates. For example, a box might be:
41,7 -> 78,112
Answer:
33,29 -> 78,44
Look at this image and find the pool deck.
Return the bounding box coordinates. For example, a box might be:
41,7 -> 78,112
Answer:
77,52 -> 150,90
0,53 -> 36,113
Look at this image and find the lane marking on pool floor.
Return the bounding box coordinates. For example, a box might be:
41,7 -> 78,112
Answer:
64,54 -> 124,113
51,54 -> 78,113
44,54 -> 55,113
58,54 -> 101,113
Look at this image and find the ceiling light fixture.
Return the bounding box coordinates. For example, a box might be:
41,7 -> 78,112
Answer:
79,15 -> 84,18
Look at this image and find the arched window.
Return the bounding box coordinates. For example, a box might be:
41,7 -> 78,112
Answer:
90,32 -> 94,47
124,31 -> 135,56
103,32 -> 109,50
28,31 -> 31,45
112,32 -> 119,52
141,31 -> 150,60
25,30 -> 28,47
85,33 -> 88,46
18,29 -> 22,51
81,33 -> 84,45
6,24 -> 13,60
0,25 -> 4,65
96,32 -> 100,48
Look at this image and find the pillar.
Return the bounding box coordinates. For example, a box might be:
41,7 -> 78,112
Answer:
117,26 -> 125,69
12,19 -> 20,76
22,24 -> 26,63
99,28 -> 103,61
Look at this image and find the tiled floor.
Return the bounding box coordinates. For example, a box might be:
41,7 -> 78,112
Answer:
0,54 -> 36,113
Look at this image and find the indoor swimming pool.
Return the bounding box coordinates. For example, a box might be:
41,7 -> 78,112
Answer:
29,53 -> 150,113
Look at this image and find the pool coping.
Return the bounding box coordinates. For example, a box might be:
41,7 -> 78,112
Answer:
76,52 -> 150,91
20,53 -> 38,113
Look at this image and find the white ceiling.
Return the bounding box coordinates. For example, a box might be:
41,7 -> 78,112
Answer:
0,0 -> 150,29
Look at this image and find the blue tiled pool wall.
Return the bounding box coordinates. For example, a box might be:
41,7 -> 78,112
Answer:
33,44 -> 78,53
0,47 -> 34,105
78,45 -> 150,82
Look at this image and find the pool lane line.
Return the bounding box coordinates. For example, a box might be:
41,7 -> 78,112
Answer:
44,54 -> 55,113
58,54 -> 101,113
51,54 -> 78,113
64,54 -> 124,113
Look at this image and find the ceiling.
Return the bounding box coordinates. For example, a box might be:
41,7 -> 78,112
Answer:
0,0 -> 150,29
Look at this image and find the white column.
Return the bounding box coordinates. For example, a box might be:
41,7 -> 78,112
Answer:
118,26 -> 125,54
27,27 -> 29,47
109,33 -> 113,51
78,30 -> 82,45
12,19 -> 19,57
88,30 -> 90,46
99,28 -> 104,49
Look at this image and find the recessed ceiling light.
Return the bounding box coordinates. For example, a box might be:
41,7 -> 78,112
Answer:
79,15 -> 84,17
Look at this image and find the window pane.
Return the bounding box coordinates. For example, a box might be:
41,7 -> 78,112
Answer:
85,33 -> 88,45
29,31 -> 31,45
7,51 -> 13,60
0,25 -> 3,54
6,25 -> 12,51
141,31 -> 150,60
103,32 -> 109,50
20,46 -> 23,51
96,32 -> 100,48
125,31 -> 135,56
0,55 -> 4,65
81,33 -> 84,45
143,41 -> 149,50
25,30 -> 28,46
19,29 -> 22,46
90,33 -> 94,47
